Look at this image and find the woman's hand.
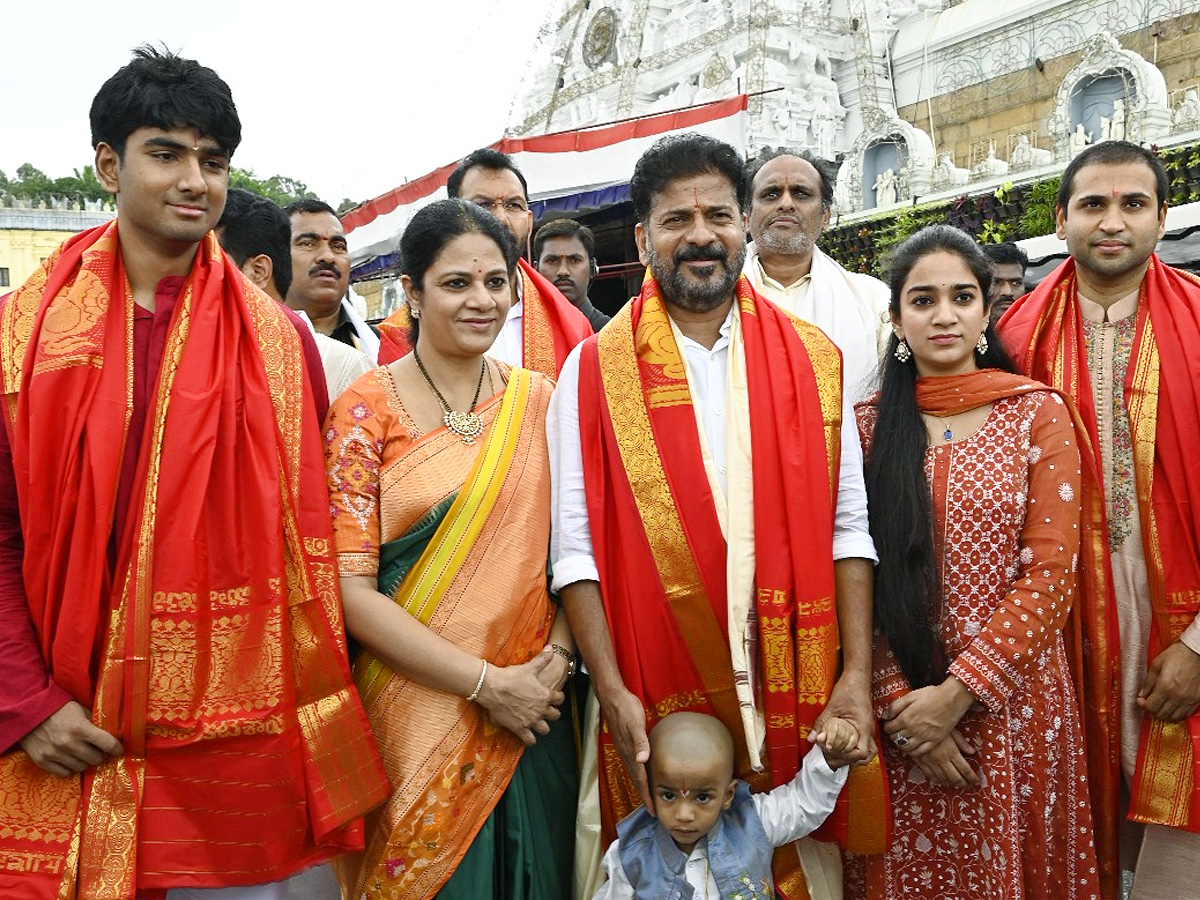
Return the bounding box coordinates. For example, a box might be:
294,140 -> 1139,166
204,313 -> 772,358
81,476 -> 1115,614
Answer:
910,729 -> 979,788
476,650 -> 564,746
537,650 -> 571,694
883,677 -> 975,756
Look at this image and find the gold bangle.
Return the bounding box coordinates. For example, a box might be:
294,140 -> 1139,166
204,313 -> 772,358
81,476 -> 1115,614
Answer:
466,659 -> 488,702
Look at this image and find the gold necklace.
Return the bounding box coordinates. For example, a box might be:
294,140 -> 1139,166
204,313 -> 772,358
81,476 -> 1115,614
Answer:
413,349 -> 486,443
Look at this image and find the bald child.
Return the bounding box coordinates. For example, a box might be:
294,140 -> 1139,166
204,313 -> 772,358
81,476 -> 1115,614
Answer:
593,712 -> 854,900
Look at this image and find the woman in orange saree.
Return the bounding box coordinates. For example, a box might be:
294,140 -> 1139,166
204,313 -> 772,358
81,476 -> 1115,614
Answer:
326,200 -> 577,900
846,226 -> 1101,900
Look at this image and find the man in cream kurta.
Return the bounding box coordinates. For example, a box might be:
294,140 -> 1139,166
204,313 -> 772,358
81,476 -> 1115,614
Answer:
742,150 -> 890,403
550,134 -> 877,900
1000,140 -> 1200,899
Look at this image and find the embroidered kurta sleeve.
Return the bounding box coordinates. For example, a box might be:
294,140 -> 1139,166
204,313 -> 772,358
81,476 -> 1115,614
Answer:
325,381 -> 391,577
870,639 -> 915,717
948,395 -> 1082,711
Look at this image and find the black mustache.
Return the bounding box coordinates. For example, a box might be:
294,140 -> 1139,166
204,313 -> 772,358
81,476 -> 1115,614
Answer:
674,244 -> 728,264
309,263 -> 341,277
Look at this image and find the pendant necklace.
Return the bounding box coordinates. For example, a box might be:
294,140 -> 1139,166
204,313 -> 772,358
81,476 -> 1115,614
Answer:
936,415 -> 954,441
413,349 -> 486,444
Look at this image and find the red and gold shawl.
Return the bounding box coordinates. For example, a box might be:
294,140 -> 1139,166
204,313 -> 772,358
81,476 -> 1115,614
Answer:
1001,254 -> 1200,889
0,223 -> 388,900
377,258 -> 591,374
577,272 -> 887,899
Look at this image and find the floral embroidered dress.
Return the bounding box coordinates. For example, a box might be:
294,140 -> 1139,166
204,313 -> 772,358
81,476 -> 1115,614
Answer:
325,363 -> 576,900
849,374 -> 1100,900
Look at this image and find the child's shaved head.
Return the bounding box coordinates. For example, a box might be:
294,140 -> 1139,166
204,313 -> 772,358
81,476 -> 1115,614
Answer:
649,712 -> 735,782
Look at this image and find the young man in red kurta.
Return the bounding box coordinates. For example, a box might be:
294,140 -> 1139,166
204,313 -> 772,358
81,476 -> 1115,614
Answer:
0,46 -> 386,900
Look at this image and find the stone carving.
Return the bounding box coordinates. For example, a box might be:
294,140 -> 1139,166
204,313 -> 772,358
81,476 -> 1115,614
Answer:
515,0 -> 855,160
970,143 -> 1009,180
931,153 -> 969,190
1175,88 -> 1200,130
1069,123 -> 1092,158
1008,134 -> 1053,171
873,168 -> 898,207
1047,33 -> 1171,159
837,107 -> 935,213
1110,98 -> 1126,141
813,113 -> 838,161
701,52 -> 731,92
583,8 -> 620,70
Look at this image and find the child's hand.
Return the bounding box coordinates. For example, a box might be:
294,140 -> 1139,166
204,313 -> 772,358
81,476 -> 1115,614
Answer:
810,716 -> 860,769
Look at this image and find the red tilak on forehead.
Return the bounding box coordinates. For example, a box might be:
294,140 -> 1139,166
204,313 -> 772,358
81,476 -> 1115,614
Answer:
694,188 -> 702,211
679,777 -> 690,797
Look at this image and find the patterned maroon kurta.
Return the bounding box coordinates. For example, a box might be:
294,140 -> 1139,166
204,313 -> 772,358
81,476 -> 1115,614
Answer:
849,390 -> 1100,900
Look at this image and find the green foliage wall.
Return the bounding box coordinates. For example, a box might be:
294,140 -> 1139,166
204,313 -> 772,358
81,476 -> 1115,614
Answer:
823,139 -> 1200,277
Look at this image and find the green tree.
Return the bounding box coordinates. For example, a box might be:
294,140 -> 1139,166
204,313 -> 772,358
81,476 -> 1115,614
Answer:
230,168 -> 318,207
12,163 -> 53,199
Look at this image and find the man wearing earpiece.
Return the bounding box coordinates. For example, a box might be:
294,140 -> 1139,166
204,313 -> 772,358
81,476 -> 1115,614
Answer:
535,218 -> 611,331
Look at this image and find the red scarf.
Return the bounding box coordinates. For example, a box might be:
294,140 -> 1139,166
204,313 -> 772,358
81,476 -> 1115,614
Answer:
1002,254 -> 1200,892
577,272 -> 886,898
377,258 -> 591,374
0,223 -> 387,899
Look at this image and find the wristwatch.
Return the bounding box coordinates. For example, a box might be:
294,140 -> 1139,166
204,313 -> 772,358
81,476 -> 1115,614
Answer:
550,643 -> 577,678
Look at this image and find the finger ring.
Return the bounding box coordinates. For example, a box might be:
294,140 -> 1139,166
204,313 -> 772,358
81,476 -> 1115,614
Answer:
892,733 -> 910,748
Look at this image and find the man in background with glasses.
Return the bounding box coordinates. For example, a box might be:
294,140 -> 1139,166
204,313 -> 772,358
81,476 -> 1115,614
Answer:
377,148 -> 591,375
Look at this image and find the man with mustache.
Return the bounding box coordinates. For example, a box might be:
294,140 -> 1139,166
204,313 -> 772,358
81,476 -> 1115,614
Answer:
548,133 -> 882,899
982,241 -> 1028,325
743,149 -> 889,401
286,198 -> 380,361
219,189 -> 373,401
376,148 -> 592,375
534,218 -> 610,331
1000,140 -> 1200,900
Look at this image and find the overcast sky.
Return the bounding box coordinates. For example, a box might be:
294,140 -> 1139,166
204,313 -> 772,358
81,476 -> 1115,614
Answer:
1,0 -> 557,206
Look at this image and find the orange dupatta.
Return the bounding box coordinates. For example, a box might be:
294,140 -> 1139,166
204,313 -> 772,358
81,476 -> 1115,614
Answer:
1001,255 -> 1200,892
0,223 -> 387,899
377,259 -> 591,374
577,273 -> 887,899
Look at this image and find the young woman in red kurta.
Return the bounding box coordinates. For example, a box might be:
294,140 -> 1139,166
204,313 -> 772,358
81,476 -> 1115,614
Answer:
846,226 -> 1101,900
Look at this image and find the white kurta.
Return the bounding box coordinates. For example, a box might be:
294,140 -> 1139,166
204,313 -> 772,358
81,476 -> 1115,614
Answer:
742,244 -> 890,403
548,306 -> 877,593
552,303 -> 875,900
